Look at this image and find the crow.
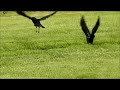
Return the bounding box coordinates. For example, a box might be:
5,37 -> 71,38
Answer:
80,16 -> 100,44
16,11 -> 57,33
3,11 -> 7,14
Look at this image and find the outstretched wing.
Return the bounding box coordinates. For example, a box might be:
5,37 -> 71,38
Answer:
91,16 -> 100,36
80,16 -> 90,37
16,11 -> 32,19
39,11 -> 57,21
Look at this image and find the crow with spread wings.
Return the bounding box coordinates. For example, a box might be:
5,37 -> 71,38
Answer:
80,16 -> 100,44
16,11 -> 57,33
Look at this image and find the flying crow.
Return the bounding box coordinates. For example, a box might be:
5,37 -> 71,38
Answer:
80,16 -> 100,44
16,11 -> 57,33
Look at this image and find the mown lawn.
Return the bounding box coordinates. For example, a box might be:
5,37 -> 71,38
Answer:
0,11 -> 120,79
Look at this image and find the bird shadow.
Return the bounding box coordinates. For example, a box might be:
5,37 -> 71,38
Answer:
14,39 -> 72,51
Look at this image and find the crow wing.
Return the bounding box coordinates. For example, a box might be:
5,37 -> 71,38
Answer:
39,11 -> 57,21
80,16 -> 90,37
91,16 -> 100,36
16,11 -> 32,19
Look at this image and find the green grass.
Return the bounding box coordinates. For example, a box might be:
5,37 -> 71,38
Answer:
0,11 -> 120,79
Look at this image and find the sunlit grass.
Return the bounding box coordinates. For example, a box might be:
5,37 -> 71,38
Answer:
0,11 -> 120,79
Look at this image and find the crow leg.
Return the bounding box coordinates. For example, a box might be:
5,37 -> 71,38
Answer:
35,27 -> 37,33
38,27 -> 40,33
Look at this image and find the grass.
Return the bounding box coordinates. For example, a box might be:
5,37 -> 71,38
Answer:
0,11 -> 120,79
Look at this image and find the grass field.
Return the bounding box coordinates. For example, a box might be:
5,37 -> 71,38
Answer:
0,11 -> 120,79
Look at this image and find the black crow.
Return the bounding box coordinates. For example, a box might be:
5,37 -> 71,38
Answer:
16,11 -> 57,33
80,16 -> 100,44
3,11 -> 7,14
